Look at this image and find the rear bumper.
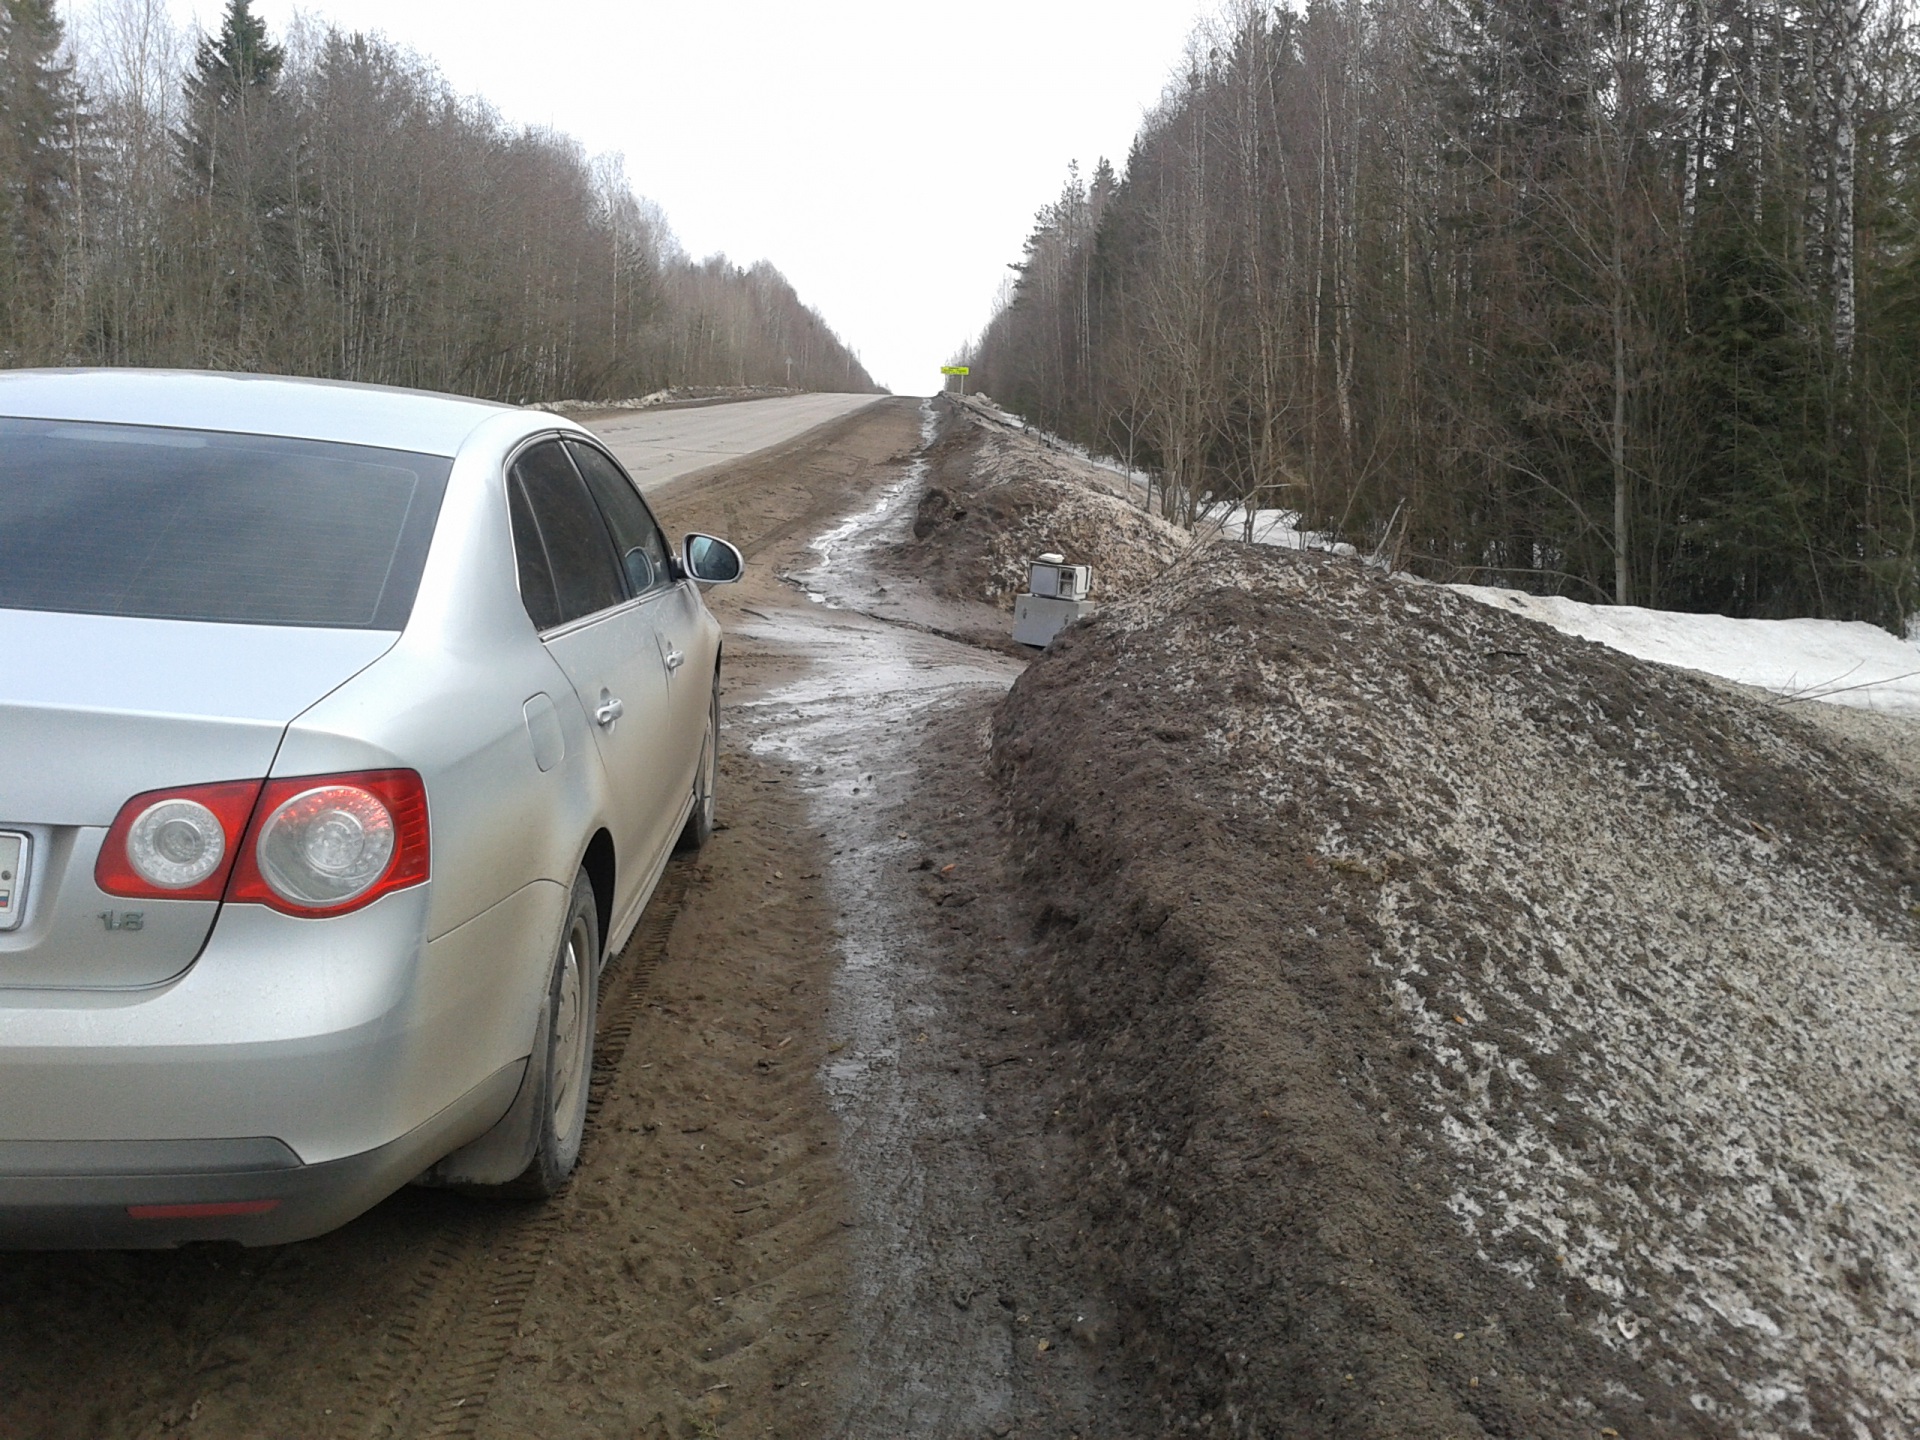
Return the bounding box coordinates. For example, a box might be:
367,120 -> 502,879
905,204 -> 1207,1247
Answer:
0,1059 -> 525,1248
0,882 -> 565,1246
0,882 -> 562,1161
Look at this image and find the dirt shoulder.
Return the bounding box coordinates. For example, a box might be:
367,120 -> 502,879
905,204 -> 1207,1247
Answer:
431,398 -> 964,1439
472,395 -> 937,1440
693,397 -> 1160,1436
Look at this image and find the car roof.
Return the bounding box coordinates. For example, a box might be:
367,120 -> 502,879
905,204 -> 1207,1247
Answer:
0,369 -> 521,458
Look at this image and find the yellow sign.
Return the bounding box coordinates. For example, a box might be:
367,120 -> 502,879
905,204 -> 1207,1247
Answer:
940,365 -> 970,376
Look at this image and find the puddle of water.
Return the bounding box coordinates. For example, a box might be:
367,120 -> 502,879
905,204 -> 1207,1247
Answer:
789,400 -> 939,609
725,405 -> 1026,1434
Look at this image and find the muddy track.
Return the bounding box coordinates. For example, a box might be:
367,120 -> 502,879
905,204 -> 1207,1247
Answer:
648,405 -> 920,568
323,865 -> 692,1440
94,867 -> 695,1440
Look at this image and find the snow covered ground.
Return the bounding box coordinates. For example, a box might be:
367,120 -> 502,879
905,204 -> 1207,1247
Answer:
1175,480 -> 1920,719
1451,584 -> 1920,714
1227,500 -> 1920,716
1205,505 -> 1356,556
1209,482 -> 1920,717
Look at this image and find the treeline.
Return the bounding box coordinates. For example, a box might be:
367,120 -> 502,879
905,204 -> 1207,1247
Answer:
970,0 -> 1920,626
0,0 -> 875,401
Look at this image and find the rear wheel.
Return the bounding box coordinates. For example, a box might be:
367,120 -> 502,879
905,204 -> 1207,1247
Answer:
676,670 -> 720,852
495,869 -> 598,1198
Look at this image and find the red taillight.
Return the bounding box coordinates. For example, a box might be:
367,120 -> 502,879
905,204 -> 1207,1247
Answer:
228,770 -> 430,918
97,770 -> 429,917
96,780 -> 264,901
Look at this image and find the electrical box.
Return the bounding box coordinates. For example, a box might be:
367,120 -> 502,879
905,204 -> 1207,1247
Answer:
1014,553 -> 1096,648
1028,555 -> 1092,602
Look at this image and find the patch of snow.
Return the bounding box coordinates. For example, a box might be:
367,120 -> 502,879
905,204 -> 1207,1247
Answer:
1452,584 -> 1920,713
1205,504 -> 1358,556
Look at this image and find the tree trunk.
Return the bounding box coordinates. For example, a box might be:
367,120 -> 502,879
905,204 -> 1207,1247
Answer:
1613,266 -> 1631,606
1830,0 -> 1865,361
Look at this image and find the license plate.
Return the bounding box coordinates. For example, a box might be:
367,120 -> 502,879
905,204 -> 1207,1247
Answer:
0,832 -> 28,932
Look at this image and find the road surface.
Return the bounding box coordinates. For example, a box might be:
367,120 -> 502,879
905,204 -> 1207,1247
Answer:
587,392 -> 885,491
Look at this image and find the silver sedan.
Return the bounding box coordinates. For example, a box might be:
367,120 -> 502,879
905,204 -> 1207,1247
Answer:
0,369 -> 743,1247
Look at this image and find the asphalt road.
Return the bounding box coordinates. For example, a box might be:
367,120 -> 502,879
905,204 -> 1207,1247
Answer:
588,392 -> 887,491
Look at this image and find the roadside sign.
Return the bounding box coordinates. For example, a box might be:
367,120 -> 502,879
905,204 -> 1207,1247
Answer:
940,366 -> 970,375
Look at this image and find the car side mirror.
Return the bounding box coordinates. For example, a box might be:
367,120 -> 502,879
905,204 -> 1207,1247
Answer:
683,533 -> 744,586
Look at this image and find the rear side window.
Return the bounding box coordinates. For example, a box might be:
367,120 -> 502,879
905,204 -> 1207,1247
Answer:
566,440 -> 674,596
507,471 -> 561,632
508,441 -> 625,628
0,419 -> 449,629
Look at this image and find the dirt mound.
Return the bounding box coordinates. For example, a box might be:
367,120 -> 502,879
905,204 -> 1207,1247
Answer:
898,402 -> 1189,611
990,543 -> 1920,1437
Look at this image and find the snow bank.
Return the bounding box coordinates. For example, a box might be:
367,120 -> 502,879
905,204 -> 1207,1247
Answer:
1452,584 -> 1920,714
529,384 -> 802,413
951,398 -> 1365,560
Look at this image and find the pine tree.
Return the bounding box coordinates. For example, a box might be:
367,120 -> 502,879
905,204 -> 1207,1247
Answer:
176,0 -> 284,188
175,0 -> 293,354
0,0 -> 84,354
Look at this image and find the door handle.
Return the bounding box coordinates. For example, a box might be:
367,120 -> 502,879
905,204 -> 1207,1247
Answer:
663,646 -> 685,673
595,697 -> 625,728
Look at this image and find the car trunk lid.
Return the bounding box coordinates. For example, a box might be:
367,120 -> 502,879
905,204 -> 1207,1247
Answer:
0,610 -> 398,989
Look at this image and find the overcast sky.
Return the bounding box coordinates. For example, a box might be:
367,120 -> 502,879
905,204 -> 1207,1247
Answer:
162,0 -> 1214,394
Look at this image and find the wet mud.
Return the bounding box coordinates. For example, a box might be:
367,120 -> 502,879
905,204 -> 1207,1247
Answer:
991,537 -> 1920,1438
714,398 -> 1142,1436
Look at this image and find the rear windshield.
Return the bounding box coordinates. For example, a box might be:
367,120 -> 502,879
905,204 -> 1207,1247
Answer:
0,419 -> 450,629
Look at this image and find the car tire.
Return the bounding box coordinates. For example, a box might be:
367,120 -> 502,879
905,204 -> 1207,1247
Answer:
676,670 -> 720,853
490,869 -> 599,1200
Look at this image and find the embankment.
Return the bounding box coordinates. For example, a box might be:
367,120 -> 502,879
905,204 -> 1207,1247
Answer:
979,481 -> 1920,1434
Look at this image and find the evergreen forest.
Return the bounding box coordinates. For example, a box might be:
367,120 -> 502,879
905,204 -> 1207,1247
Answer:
0,0 -> 875,403
969,0 -> 1920,628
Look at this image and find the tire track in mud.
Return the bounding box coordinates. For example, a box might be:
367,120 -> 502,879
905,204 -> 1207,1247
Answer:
295,862 -> 691,1440
715,426 -> 1045,1428
470,751 -> 860,1437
